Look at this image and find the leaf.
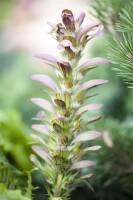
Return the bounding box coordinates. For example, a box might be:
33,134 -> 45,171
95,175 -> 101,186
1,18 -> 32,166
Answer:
31,98 -> 54,113
31,124 -> 51,136
26,171 -> 37,199
73,131 -> 101,143
74,104 -> 104,118
31,74 -> 59,92
70,160 -> 95,170
79,179 -> 94,191
0,183 -> 30,200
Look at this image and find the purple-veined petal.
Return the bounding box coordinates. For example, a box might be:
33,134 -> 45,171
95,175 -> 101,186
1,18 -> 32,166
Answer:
77,22 -> 100,41
34,53 -> 58,66
79,57 -> 111,70
54,146 -> 68,151
32,124 -> 51,136
31,98 -> 54,113
32,146 -> 52,162
84,145 -> 101,151
73,131 -> 101,143
77,79 -> 108,94
70,160 -> 95,170
31,74 -> 59,92
61,9 -> 75,30
75,104 -> 104,118
74,11 -> 85,25
80,173 -> 93,179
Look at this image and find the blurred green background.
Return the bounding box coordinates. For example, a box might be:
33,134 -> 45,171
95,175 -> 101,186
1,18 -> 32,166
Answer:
0,0 -> 133,200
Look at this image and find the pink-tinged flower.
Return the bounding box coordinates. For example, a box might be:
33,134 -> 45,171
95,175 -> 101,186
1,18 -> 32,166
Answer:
70,160 -> 95,170
75,104 -> 104,119
31,98 -> 54,113
74,11 -> 85,26
32,124 -> 51,136
79,57 -> 111,69
34,53 -> 58,67
61,9 -> 75,30
77,22 -> 101,41
32,146 -> 52,163
58,40 -> 76,52
31,74 -> 59,92
89,24 -> 104,37
73,131 -> 101,143
84,146 -> 101,152
80,173 -> 93,179
77,79 -> 108,95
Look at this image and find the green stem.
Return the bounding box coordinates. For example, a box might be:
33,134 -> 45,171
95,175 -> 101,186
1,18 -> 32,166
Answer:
53,173 -> 63,197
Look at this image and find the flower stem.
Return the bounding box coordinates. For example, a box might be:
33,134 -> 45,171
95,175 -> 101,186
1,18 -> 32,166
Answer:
53,173 -> 63,197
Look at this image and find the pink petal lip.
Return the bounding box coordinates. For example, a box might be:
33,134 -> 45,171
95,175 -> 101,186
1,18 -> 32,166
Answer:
33,53 -> 58,66
73,131 -> 101,143
32,124 -> 51,136
31,74 -> 59,92
32,146 -> 52,162
31,98 -> 54,113
70,160 -> 95,170
79,57 -> 111,70
75,104 -> 104,118
77,22 -> 100,41
77,79 -> 108,94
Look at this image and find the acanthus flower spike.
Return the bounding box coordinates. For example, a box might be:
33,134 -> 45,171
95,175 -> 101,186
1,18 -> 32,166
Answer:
31,9 -> 110,200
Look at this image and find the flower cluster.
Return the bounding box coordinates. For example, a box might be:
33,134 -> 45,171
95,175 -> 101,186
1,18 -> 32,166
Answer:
31,9 -> 110,200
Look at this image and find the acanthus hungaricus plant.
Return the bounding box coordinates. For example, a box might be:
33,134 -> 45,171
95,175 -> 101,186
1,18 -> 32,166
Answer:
30,9 -> 110,200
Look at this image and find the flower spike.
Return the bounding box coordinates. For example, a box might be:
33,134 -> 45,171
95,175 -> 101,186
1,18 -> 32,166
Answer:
31,9 -> 109,200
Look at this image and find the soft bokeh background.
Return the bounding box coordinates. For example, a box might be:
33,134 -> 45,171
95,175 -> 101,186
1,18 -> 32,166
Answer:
0,0 -> 133,200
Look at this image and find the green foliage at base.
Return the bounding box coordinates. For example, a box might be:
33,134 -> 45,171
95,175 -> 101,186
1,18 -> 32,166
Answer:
0,183 -> 31,200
